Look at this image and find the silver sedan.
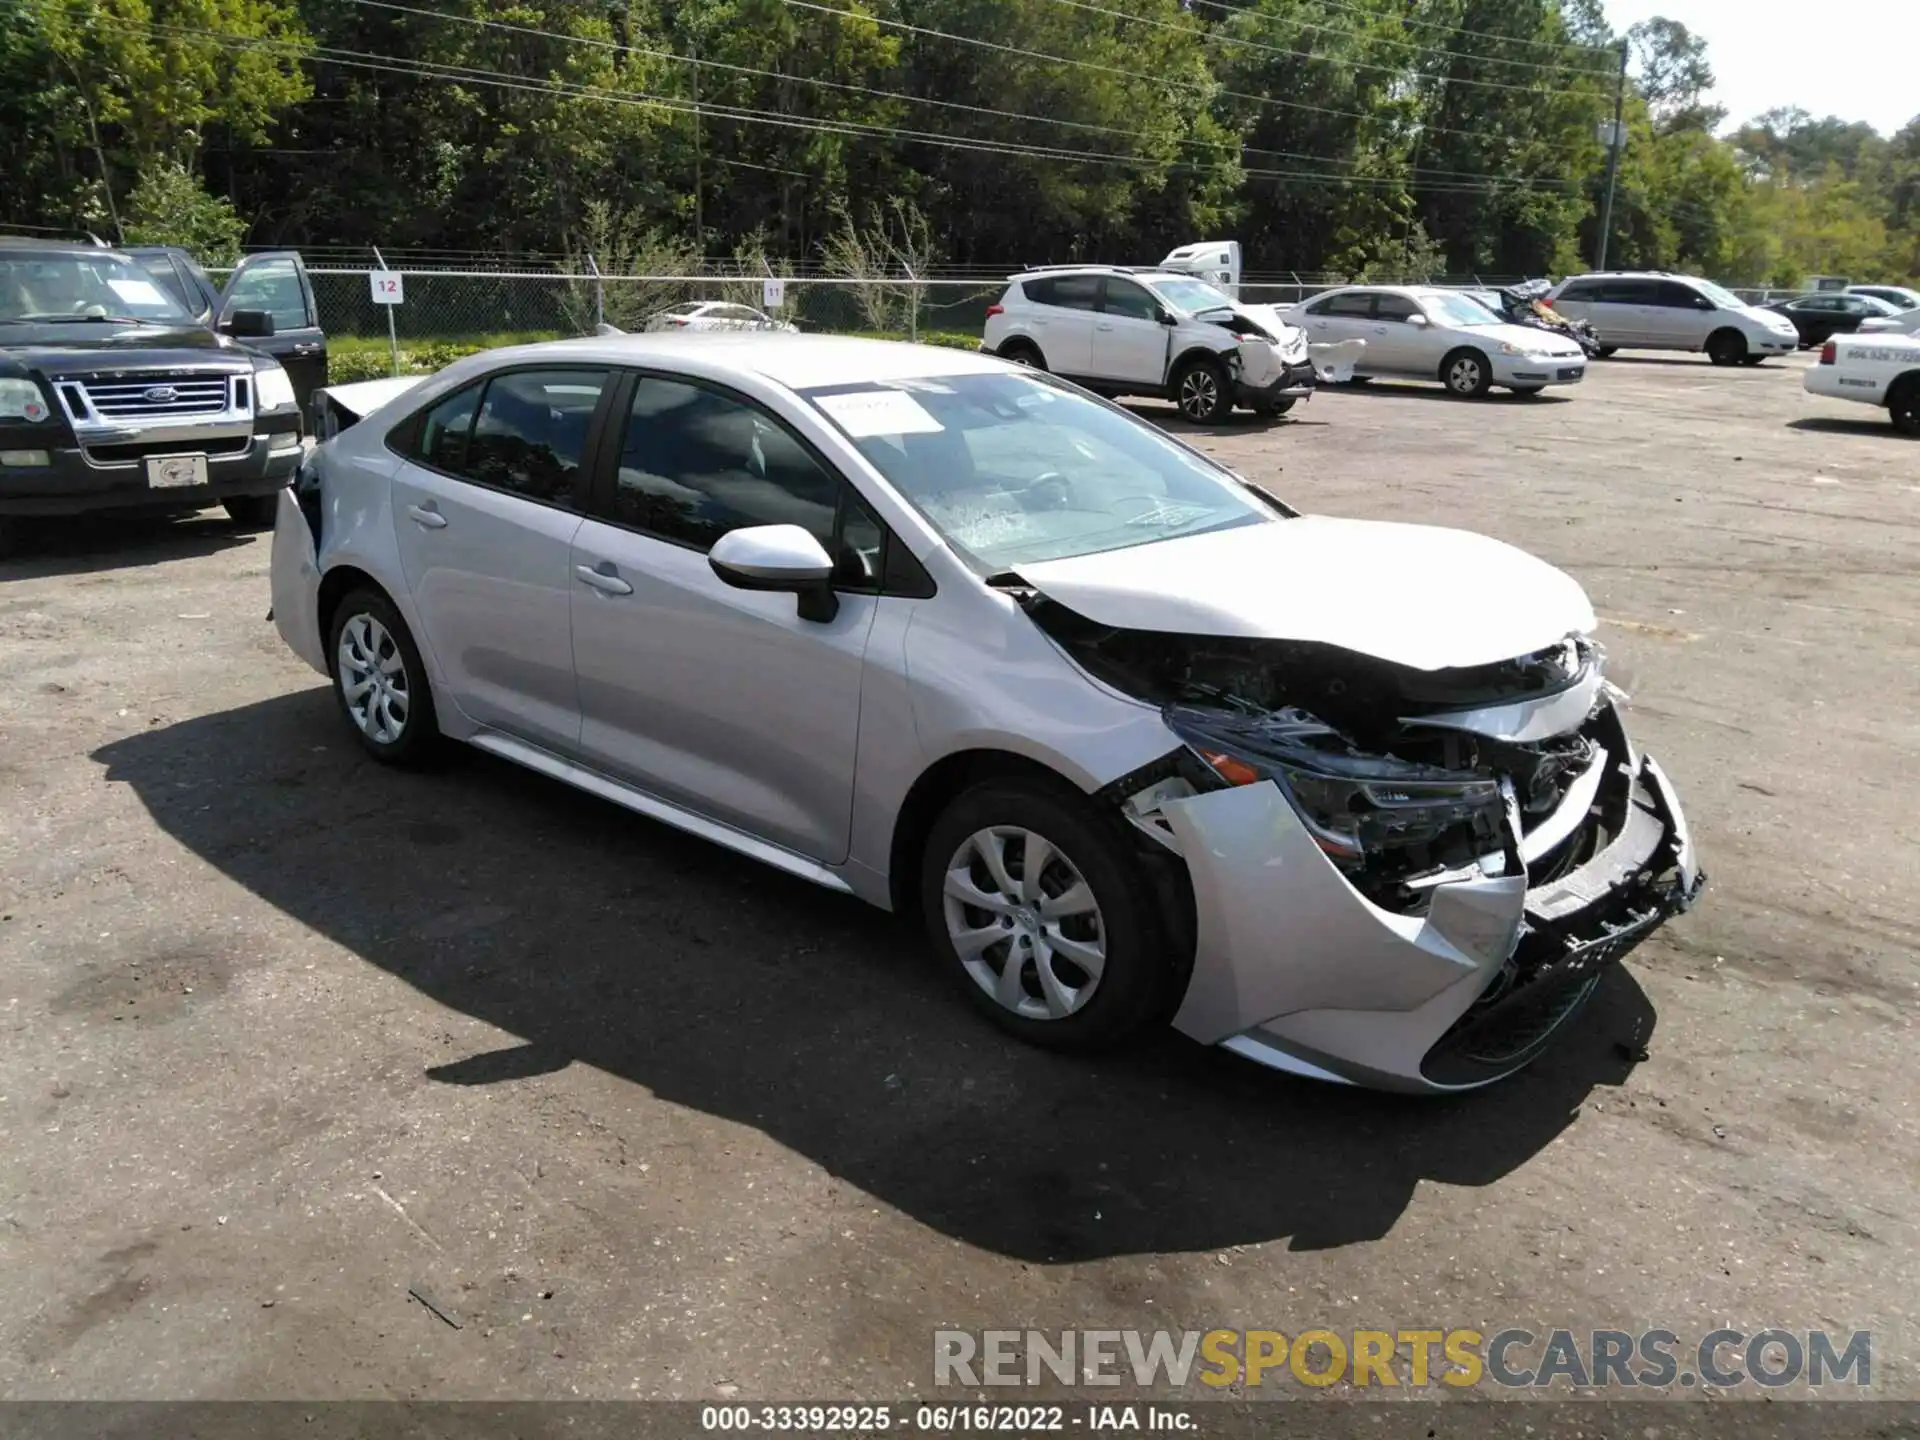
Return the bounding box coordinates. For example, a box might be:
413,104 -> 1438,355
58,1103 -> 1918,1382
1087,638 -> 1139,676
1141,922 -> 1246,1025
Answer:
270,334 -> 1701,1091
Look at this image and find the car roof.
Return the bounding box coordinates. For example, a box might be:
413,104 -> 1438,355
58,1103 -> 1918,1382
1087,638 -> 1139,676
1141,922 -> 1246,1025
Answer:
1012,266 -> 1187,284
457,332 -> 1010,389
0,237 -> 132,260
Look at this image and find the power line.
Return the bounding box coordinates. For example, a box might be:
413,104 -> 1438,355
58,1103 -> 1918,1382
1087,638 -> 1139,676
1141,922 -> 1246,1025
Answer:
1037,0 -> 1616,87
778,0 -> 1605,154
1184,0 -> 1619,57
106,14 -> 1587,199
352,0 -> 1586,187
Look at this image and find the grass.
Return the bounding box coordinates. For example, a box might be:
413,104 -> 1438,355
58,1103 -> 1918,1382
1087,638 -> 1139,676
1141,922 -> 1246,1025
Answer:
324,325 -> 982,382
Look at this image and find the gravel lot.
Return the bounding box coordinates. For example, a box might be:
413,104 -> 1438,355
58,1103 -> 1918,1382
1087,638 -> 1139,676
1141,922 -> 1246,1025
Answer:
1,351 -> 1914,1404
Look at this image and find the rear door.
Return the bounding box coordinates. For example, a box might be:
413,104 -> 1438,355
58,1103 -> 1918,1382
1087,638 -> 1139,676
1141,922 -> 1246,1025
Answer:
1022,274 -> 1100,375
1094,276 -> 1172,387
218,251 -> 329,415
387,365 -> 615,752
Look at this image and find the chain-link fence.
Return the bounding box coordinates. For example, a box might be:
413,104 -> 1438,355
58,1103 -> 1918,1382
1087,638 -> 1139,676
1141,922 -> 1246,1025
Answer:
285,259 -> 1805,380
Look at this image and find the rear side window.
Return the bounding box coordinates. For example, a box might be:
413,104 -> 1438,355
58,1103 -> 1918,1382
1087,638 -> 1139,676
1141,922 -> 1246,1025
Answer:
464,369 -> 608,508
1025,274 -> 1100,311
1309,291 -> 1376,317
412,384 -> 481,473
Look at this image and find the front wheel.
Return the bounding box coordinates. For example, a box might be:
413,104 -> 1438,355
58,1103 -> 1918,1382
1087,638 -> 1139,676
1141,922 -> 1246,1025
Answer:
1706,329 -> 1747,366
1172,356 -> 1233,423
327,588 -> 439,765
920,781 -> 1173,1051
1442,348 -> 1492,398
1252,395 -> 1297,418
224,492 -> 281,530
1595,346 -> 1618,359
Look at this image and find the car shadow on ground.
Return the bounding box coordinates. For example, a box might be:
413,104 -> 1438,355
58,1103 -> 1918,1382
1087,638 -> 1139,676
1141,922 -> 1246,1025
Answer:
1787,416 -> 1906,438
1,511 -> 257,580
1125,404 -> 1315,438
1324,382 -> 1574,405
93,690 -> 1658,1263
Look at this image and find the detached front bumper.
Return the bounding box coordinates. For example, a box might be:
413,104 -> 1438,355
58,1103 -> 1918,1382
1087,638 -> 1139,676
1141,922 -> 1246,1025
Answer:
1234,357 -> 1318,407
1159,733 -> 1702,1093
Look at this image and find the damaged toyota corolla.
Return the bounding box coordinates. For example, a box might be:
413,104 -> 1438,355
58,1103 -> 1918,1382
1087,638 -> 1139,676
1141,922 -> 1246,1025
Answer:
270,334 -> 1702,1091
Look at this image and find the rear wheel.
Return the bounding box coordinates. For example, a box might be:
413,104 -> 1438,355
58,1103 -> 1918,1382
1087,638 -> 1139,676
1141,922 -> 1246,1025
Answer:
1890,376 -> 1920,437
919,780 -> 1172,1052
1595,346 -> 1618,359
1706,329 -> 1747,366
1442,348 -> 1492,398
1252,395 -> 1297,417
224,492 -> 280,530
998,341 -> 1046,371
326,588 -> 439,766
1172,355 -> 1232,423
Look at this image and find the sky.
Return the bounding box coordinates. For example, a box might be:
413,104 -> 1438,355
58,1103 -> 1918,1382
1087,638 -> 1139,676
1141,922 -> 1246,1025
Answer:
1604,0 -> 1919,136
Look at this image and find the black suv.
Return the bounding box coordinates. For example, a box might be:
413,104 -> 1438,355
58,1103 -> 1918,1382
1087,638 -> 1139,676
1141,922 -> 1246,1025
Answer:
0,238 -> 329,554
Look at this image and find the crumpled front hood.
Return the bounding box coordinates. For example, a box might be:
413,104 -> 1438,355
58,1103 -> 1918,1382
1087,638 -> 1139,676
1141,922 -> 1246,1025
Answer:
1013,515 -> 1596,671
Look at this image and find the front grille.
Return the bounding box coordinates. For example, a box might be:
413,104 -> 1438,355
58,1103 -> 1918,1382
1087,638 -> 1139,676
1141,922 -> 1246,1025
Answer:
83,435 -> 251,465
67,374 -> 238,419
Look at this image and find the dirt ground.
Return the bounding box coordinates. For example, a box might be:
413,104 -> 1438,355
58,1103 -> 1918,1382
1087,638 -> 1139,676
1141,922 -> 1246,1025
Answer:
1,352 -> 1914,1404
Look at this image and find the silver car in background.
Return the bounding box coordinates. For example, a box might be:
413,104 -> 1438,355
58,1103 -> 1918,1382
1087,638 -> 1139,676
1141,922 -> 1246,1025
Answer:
270,334 -> 1703,1092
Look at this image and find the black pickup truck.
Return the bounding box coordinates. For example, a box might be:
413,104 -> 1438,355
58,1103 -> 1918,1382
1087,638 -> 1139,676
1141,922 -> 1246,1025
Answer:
0,237 -> 329,555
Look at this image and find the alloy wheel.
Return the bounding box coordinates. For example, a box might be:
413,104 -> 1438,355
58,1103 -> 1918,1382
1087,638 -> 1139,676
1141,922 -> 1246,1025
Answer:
1179,367 -> 1221,419
337,613 -> 411,745
941,826 -> 1107,1021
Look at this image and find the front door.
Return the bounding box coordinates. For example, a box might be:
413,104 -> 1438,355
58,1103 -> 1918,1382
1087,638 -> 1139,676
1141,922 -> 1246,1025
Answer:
568,373 -> 878,863
1301,290 -> 1382,369
1366,292 -> 1439,374
218,251 -> 329,418
1094,276 -> 1173,387
387,366 -> 613,752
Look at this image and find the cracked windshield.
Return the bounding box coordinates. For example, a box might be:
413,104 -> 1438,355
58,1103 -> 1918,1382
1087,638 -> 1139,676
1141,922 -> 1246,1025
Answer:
805,371 -> 1277,567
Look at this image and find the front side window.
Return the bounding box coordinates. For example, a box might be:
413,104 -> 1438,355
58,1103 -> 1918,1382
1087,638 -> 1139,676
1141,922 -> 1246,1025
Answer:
1374,293 -> 1422,323
1102,278 -> 1159,321
1692,279 -> 1744,309
1556,280 -> 1595,302
224,257 -> 312,330
463,368 -> 607,507
133,253 -> 195,312
1419,292 -> 1499,327
610,376 -> 842,549
805,371 -> 1276,569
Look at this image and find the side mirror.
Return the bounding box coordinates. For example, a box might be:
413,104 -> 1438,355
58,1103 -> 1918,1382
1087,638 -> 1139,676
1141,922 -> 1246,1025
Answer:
222,308 -> 275,338
708,524 -> 839,621
1695,296 -> 1717,311
1157,308 -> 1177,325
1406,313 -> 1429,327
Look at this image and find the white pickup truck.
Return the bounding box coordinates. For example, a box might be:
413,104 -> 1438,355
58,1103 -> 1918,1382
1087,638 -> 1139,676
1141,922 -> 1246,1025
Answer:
1804,333 -> 1920,435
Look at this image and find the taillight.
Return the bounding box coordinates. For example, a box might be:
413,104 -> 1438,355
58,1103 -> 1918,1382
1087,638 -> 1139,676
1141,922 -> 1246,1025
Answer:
986,304 -> 1004,317
667,316 -> 689,327
1819,341 -> 1836,365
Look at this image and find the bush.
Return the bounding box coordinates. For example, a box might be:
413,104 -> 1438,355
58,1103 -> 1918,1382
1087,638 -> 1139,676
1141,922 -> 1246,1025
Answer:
122,163 -> 248,267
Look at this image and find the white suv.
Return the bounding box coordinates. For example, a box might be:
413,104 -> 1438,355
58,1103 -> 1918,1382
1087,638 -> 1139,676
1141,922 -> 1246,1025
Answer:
1547,272 -> 1799,365
981,266 -> 1317,423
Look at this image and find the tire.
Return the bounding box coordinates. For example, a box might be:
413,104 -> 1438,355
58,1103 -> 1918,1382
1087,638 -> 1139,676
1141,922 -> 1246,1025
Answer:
1595,346 -> 1618,359
1172,355 -> 1233,423
1510,385 -> 1546,398
1252,395 -> 1297,418
224,492 -> 280,530
919,780 -> 1173,1052
1740,354 -> 1766,367
0,518 -> 20,561
1890,377 -> 1920,437
326,587 -> 439,766
998,341 -> 1046,372
1441,348 -> 1492,398
1706,329 -> 1747,367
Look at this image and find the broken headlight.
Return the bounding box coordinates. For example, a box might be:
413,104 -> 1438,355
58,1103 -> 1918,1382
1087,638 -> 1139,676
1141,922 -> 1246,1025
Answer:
1165,705 -> 1508,877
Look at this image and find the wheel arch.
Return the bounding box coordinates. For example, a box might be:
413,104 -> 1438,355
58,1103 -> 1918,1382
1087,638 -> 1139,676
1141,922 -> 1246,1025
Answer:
1168,342 -> 1233,384
315,563 -> 452,709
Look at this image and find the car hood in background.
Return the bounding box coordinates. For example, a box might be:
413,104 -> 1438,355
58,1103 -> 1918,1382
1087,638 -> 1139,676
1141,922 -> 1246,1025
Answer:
317,375 -> 429,422
1014,515 -> 1596,671
1472,321 -> 1586,356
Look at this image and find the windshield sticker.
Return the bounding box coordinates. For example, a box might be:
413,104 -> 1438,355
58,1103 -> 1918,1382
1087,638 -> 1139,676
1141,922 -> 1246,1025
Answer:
106,278 -> 167,306
816,389 -> 944,436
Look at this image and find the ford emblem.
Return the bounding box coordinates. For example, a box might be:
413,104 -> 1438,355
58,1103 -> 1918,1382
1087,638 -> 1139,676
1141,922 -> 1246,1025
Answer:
143,385 -> 179,403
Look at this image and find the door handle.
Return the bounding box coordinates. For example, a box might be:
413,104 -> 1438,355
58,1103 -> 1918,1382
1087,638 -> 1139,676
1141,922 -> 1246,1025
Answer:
407,504 -> 447,529
291,342 -> 322,355
1095,323 -> 1115,331
575,564 -> 633,596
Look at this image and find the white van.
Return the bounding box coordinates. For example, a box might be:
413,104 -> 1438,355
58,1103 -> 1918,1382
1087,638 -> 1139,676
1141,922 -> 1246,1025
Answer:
1546,272 -> 1799,365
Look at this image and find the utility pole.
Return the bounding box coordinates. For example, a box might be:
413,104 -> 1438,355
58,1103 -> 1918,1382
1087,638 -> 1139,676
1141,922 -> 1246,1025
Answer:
691,34 -> 703,252
1595,39 -> 1629,272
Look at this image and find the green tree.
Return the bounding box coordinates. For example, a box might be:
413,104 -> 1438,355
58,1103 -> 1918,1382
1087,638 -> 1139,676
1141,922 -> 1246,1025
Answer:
122,158 -> 249,262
